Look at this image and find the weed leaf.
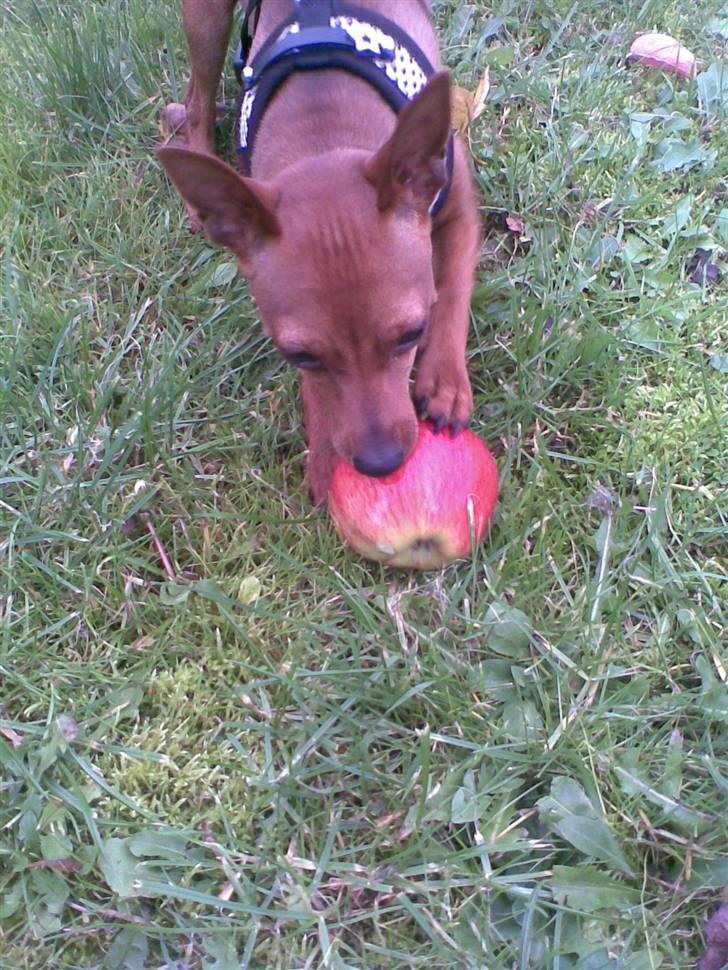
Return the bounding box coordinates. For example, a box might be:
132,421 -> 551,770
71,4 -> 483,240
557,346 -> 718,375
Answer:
552,866 -> 639,911
554,815 -> 633,875
484,601 -> 532,657
698,63 -> 728,118
103,928 -> 149,970
652,138 -> 715,173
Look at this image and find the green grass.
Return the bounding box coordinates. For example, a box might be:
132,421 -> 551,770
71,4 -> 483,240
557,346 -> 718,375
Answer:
1,0 -> 727,966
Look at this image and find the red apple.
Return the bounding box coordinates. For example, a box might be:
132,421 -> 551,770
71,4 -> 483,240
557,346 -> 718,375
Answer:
328,420 -> 498,569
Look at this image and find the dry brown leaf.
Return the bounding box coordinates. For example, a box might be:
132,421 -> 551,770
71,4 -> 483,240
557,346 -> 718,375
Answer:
506,215 -> 525,234
132,635 -> 155,652
471,68 -> 490,122
29,858 -> 82,874
450,69 -> 490,135
0,725 -> 24,748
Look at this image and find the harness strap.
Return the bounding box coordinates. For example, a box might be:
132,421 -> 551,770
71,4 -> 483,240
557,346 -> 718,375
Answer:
298,0 -> 336,27
237,0 -> 263,71
235,0 -> 453,217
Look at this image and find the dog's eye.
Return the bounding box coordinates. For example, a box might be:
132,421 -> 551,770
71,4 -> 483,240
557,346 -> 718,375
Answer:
394,325 -> 426,355
283,350 -> 321,370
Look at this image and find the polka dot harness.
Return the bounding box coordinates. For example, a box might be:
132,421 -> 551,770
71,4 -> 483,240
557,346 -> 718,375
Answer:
235,0 -> 454,216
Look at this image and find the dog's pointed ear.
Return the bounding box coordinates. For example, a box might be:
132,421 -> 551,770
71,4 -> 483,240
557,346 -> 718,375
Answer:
157,147 -> 280,259
363,71 -> 451,213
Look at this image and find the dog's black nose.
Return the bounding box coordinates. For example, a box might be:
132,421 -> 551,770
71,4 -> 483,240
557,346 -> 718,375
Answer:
353,439 -> 405,478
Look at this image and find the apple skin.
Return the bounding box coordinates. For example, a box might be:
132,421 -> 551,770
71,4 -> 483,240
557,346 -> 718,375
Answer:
328,421 -> 498,569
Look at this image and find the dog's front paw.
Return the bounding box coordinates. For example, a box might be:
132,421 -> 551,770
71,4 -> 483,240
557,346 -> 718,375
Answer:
414,352 -> 473,432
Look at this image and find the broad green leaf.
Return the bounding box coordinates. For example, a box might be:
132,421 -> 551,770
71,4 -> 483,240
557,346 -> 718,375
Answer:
552,866 -> 639,912
99,839 -> 135,896
202,933 -> 242,970
103,927 -> 149,970
453,898 -> 492,958
589,235 -> 619,268
622,235 -> 653,264
28,896 -> 64,938
99,838 -> 151,898
661,195 -> 692,236
127,830 -> 189,861
0,883 -> 23,920
208,261 -> 237,289
716,208 -> 728,245
478,659 -> 518,700
160,578 -> 236,608
538,777 -> 598,823
578,950 -> 618,969
483,601 -> 532,657
629,112 -> 654,147
623,319 -> 662,352
577,326 -> 611,366
663,730 -> 683,799
652,138 -> 714,173
630,951 -> 664,970
191,579 -> 237,607
614,758 -> 710,830
709,17 -> 728,38
101,685 -> 144,723
18,808 -> 39,844
480,15 -> 506,41
39,833 -> 73,861
676,607 -> 705,645
688,855 -> 728,889
628,110 -> 690,145
502,700 -> 543,741
698,62 -> 728,118
484,45 -> 513,67
539,778 -> 633,874
663,113 -> 693,134
36,734 -> 64,778
554,816 -> 632,875
159,582 -> 192,606
29,868 -> 70,906
447,3 -> 477,44
451,771 -> 491,823
99,832 -> 196,899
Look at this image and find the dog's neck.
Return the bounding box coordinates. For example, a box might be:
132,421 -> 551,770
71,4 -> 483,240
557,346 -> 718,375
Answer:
243,0 -> 439,180
249,71 -> 397,178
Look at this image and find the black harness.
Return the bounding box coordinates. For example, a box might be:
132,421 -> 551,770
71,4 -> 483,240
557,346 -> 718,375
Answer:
234,0 -> 454,216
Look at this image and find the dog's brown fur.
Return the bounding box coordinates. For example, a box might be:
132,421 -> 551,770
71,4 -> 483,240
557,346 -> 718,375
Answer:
158,0 -> 481,504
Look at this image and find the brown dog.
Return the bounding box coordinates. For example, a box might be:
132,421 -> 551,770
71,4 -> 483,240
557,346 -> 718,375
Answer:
159,0 -> 480,504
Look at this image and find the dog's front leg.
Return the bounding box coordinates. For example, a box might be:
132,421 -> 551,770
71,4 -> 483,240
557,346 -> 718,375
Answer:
301,375 -> 338,507
414,152 -> 481,432
162,0 -> 237,229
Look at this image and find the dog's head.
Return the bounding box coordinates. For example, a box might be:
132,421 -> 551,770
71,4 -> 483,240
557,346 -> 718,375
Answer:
159,74 -> 451,478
